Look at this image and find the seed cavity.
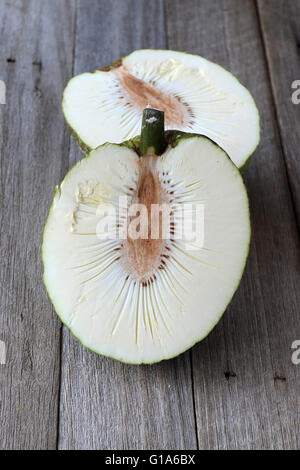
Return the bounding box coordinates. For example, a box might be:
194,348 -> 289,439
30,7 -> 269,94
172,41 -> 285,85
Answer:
125,154 -> 170,284
111,66 -> 193,127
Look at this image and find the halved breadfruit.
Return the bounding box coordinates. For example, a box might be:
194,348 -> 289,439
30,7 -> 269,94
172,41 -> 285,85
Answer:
62,49 -> 260,169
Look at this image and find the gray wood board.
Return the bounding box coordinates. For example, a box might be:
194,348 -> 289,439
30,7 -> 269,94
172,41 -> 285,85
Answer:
257,0 -> 300,226
58,0 -> 197,450
165,0 -> 300,450
0,0 -> 76,449
1,0 -> 299,450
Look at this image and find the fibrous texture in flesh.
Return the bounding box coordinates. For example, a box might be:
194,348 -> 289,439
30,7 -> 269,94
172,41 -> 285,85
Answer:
43,135 -> 250,363
62,49 -> 260,168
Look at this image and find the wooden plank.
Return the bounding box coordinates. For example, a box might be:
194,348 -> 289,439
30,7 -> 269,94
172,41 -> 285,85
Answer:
58,0 -> 197,450
0,0 -> 76,449
257,0 -> 300,224
166,0 -> 300,450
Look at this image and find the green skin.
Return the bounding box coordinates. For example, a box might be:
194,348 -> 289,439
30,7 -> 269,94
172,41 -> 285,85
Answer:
62,48 -> 261,171
42,110 -> 251,365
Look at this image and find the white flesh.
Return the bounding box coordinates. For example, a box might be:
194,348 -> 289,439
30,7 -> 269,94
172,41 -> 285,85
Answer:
62,49 -> 260,168
43,137 -> 250,364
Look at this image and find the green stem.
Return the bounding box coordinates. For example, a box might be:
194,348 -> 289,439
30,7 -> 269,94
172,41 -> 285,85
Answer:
140,108 -> 165,156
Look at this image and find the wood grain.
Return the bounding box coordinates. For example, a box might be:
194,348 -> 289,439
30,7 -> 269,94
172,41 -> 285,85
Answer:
165,0 -> 300,450
257,0 -> 300,225
0,0 -> 76,449
58,0 -> 197,450
1,0 -> 299,450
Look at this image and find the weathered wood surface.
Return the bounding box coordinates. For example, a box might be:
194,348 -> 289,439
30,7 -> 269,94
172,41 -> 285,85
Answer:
166,0 -> 300,450
0,0 -> 75,449
0,0 -> 299,450
257,0 -> 300,226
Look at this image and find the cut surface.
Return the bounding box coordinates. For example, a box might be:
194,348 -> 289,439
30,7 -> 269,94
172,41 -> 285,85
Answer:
125,153 -> 168,282
43,136 -> 250,364
62,49 -> 260,168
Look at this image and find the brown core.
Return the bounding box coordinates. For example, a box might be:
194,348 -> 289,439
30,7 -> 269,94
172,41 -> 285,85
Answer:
112,66 -> 186,127
125,154 -> 168,282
